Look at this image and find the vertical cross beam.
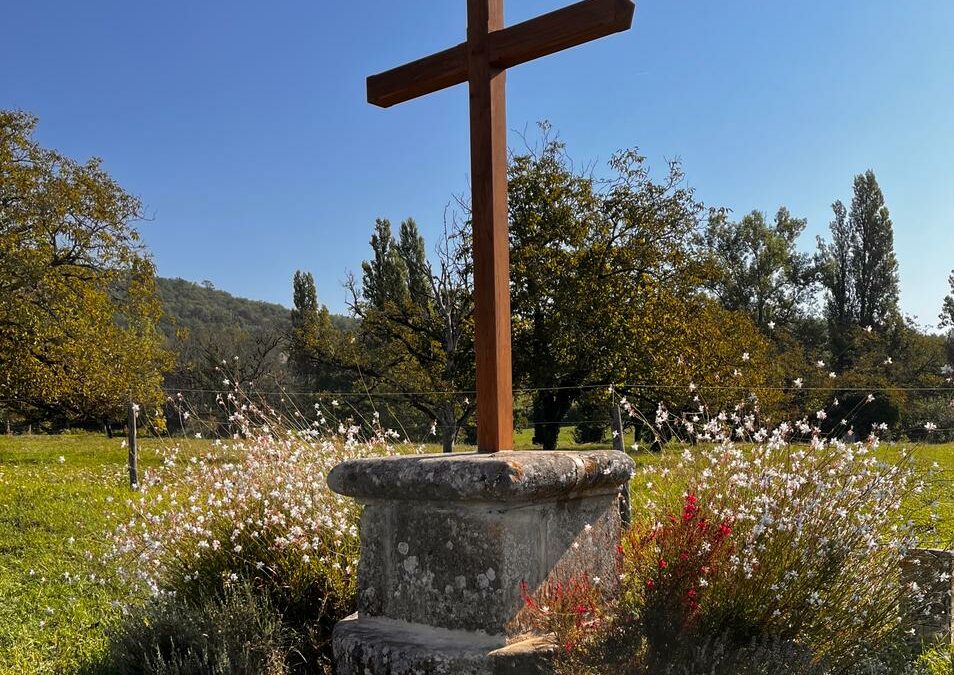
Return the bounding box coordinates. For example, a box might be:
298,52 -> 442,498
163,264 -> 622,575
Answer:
468,0 -> 513,452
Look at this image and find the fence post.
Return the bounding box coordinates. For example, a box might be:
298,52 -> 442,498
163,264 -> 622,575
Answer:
127,400 -> 139,489
611,402 -> 625,452
610,401 -> 631,527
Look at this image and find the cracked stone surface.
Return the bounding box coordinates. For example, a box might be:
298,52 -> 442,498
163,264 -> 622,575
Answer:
333,614 -> 555,675
327,449 -> 635,503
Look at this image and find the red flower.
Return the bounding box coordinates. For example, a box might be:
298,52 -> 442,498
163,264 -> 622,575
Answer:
658,559 -> 668,570
646,578 -> 655,589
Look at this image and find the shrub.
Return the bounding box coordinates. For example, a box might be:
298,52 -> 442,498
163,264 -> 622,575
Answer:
523,401 -> 940,673
109,581 -> 293,675
903,396 -> 954,444
573,422 -> 606,445
105,393 -> 399,672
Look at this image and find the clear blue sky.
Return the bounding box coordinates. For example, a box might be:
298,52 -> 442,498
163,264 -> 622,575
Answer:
4,1 -> 953,327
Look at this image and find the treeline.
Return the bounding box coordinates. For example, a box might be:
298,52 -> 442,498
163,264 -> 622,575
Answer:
3,111 -> 952,444
289,129 -> 954,449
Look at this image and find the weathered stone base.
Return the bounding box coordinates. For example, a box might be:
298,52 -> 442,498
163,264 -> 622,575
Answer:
333,614 -> 554,675
327,451 -> 633,674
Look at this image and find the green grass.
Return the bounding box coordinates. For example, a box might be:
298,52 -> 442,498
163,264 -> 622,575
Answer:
1,432 -> 953,673
0,434 -> 210,675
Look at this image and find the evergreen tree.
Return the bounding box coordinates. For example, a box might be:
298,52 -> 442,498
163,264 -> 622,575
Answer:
288,271 -> 341,393
290,271 -> 320,385
940,270 -> 954,328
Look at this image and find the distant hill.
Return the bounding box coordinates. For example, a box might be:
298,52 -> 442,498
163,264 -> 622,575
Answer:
156,277 -> 354,337
157,277 -> 292,337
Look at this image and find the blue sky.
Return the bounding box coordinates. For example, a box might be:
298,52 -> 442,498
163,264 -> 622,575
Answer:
4,0 -> 953,327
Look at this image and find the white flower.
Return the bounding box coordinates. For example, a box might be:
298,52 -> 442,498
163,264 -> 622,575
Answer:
767,321 -> 775,329
793,378 -> 803,389
925,422 -> 937,432
742,352 -> 750,361
58,456 -> 65,464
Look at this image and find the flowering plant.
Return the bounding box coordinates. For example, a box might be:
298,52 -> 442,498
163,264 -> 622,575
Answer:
523,400 -> 939,673
105,390 -> 401,667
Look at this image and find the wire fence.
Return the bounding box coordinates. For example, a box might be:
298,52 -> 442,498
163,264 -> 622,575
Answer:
2,379 -> 952,441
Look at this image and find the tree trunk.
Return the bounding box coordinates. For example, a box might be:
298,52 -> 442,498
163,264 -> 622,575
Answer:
532,391 -> 572,451
441,424 -> 455,454
438,403 -> 456,453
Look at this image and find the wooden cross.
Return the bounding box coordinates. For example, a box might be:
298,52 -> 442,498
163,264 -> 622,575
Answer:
368,0 -> 635,453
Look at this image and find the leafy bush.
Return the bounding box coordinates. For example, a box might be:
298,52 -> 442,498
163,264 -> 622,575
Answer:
522,402 -> 940,673
105,393 -> 399,672
573,423 -> 606,444
903,396 -> 954,444
109,582 -> 294,675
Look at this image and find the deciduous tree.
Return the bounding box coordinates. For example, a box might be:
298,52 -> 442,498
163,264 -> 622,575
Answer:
0,110 -> 171,428
817,170 -> 900,369
505,129 -> 772,449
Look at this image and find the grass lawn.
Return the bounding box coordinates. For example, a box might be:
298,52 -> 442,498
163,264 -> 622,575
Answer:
0,434 -> 210,675
1,432 -> 952,673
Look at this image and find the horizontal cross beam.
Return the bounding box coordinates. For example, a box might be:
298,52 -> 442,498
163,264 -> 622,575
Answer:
367,0 -> 635,108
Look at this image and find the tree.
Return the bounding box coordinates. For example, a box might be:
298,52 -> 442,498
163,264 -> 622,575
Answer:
504,129 -> 772,449
704,207 -> 816,330
0,110 -> 171,428
298,219 -> 475,452
289,271 -> 337,390
940,270 -> 954,329
818,170 -> 900,369
849,171 -> 899,328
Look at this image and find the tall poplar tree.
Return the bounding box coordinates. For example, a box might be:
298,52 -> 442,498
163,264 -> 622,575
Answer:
818,170 -> 900,368
850,171 -> 899,328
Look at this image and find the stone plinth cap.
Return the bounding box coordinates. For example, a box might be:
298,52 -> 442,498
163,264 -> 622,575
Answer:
327,449 -> 634,503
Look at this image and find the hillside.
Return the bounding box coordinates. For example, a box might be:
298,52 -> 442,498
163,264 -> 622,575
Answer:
157,277 -> 292,337
156,277 -> 355,336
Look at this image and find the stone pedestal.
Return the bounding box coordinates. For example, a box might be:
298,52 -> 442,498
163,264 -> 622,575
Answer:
327,450 -> 634,675
902,548 -> 954,645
